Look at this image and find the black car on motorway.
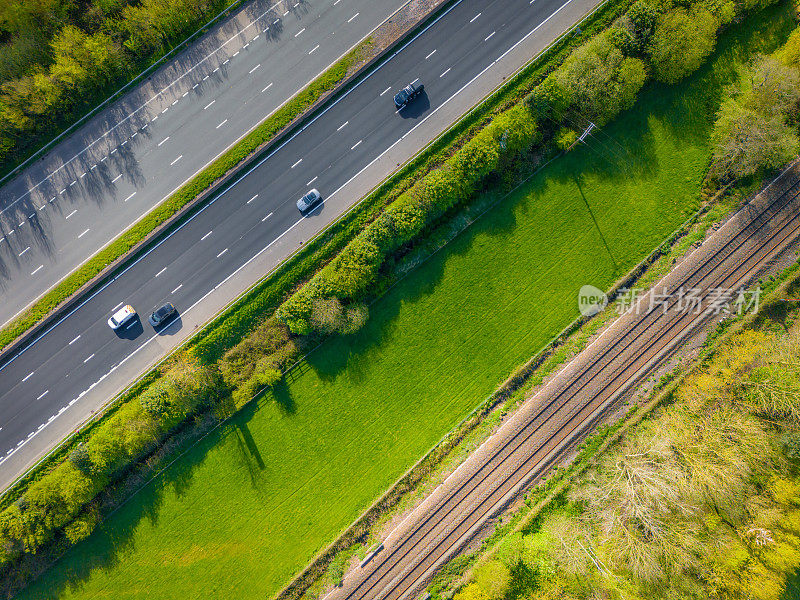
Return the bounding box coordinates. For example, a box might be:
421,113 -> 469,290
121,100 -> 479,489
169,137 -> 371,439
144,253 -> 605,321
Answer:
149,302 -> 176,327
394,82 -> 424,109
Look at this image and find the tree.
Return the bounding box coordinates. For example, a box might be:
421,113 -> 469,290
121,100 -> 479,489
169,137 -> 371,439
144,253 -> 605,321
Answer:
473,560 -> 511,600
527,76 -> 571,122
610,1 -> 658,56
648,8 -> 718,84
775,28 -> 800,69
552,33 -> 647,124
709,56 -> 800,181
745,55 -> 800,119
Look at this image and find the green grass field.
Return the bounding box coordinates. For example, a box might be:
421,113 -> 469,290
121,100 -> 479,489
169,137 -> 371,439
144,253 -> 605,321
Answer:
18,6 -> 794,599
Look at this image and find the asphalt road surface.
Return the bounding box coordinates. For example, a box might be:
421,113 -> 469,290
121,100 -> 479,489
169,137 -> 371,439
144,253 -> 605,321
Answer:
0,0 -> 591,483
328,165 -> 800,600
0,0 -> 408,326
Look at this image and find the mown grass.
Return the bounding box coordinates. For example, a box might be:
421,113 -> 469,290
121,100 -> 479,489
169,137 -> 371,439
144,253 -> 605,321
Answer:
17,6 -> 794,600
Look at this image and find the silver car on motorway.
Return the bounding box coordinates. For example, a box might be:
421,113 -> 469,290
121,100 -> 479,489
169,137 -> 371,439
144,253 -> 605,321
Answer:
297,188 -> 322,213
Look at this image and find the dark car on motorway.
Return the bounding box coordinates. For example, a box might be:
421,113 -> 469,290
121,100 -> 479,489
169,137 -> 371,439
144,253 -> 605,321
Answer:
394,82 -> 424,109
149,302 -> 176,327
297,188 -> 322,214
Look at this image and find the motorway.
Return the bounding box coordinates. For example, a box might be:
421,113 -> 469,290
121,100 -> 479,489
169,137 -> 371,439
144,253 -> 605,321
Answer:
0,0 -> 599,486
328,165 -> 800,600
0,0 -> 408,326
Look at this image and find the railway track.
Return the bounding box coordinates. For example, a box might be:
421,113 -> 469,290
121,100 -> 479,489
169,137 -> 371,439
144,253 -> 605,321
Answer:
328,165 -> 800,600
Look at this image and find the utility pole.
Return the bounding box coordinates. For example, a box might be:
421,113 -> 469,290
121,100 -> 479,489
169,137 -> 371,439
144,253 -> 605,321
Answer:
567,121 -> 596,151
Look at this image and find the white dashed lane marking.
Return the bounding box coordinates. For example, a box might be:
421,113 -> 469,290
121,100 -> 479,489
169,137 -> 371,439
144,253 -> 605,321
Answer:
217,248 -> 228,258
78,228 -> 90,238
170,155 -> 183,166
347,12 -> 359,22
124,192 -> 136,202
36,390 -> 48,400
22,372 -> 33,383
65,209 -> 77,219
69,335 -> 81,345
30,265 -> 43,276
291,159 -> 303,169
216,119 -> 228,129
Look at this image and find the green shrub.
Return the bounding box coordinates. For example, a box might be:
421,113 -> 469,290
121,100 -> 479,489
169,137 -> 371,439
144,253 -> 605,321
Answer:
220,318 -> 296,387
68,443 -> 92,475
63,508 -> 99,545
609,1 -> 658,56
549,31 -> 648,125
556,127 -> 578,150
776,27 -> 800,68
139,378 -> 176,419
526,75 -> 571,122
472,560 -> 511,600
782,432 -> 800,460
232,364 -> 283,407
626,1 -> 659,49
648,7 -> 719,84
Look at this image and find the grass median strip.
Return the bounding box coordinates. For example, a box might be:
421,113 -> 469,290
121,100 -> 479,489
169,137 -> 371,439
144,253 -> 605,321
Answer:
0,39 -> 371,355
